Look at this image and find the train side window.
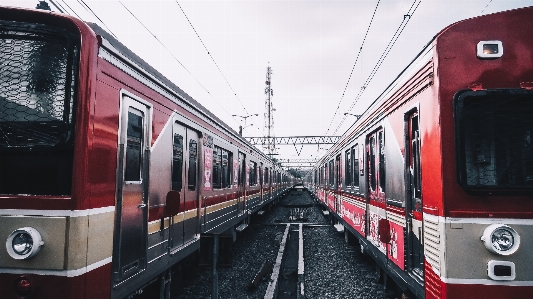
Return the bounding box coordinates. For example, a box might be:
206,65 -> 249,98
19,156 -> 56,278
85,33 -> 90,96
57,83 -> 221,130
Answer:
345,149 -> 352,186
378,131 -> 385,192
409,112 -> 422,208
328,159 -> 335,187
352,145 -> 360,189
171,133 -> 184,190
238,152 -> 246,187
367,129 -> 385,199
187,139 -> 198,190
368,135 -> 377,191
222,149 -> 232,188
335,154 -> 341,188
212,145 -> 233,189
125,109 -> 143,182
250,161 -> 258,186
259,163 -> 264,186
212,146 -> 222,189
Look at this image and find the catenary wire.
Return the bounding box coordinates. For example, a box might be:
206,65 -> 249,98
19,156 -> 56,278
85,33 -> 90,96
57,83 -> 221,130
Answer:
332,0 -> 422,136
78,0 -> 118,39
118,1 -> 237,120
48,0 -> 65,13
58,0 -> 83,19
481,0 -> 494,14
175,1 -> 251,116
325,0 -> 382,136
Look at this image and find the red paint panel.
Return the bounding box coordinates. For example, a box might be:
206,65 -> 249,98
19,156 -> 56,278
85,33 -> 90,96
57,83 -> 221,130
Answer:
326,193 -> 335,211
425,259 -> 446,299
89,79 -> 120,209
0,264 -> 112,299
435,7 -> 533,216
84,264 -> 112,299
446,283 -> 533,299
0,196 -> 73,210
387,220 -> 404,270
149,206 -> 165,222
340,199 -> 366,237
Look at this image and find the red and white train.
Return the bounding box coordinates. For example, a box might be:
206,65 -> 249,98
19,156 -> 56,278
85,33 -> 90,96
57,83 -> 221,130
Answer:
305,6 -> 533,299
0,5 -> 292,299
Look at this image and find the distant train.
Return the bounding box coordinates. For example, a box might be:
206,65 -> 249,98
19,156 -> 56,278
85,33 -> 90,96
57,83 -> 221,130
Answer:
305,6 -> 533,299
0,5 -> 292,299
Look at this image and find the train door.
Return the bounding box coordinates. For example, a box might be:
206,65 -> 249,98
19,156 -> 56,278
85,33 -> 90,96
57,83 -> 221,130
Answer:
406,110 -> 424,281
169,123 -> 200,250
335,154 -> 342,213
113,95 -> 151,282
259,162 -> 264,203
366,129 -> 387,252
237,152 -> 246,215
367,129 -> 386,203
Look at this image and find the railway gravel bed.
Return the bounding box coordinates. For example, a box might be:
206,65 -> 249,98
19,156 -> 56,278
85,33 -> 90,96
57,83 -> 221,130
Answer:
174,188 -> 388,299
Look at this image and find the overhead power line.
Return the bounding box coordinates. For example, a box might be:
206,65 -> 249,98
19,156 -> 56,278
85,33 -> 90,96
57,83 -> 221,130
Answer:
49,0 -> 64,13
333,0 -> 422,135
118,1 -> 236,121
175,1 -> 250,116
77,0 -> 118,39
57,0 -> 82,19
325,0 -> 382,136
481,0 -> 494,14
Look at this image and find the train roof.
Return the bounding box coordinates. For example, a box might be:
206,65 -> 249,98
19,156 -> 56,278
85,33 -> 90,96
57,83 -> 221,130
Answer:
87,23 -> 233,138
86,22 -> 282,164
312,5 -> 533,169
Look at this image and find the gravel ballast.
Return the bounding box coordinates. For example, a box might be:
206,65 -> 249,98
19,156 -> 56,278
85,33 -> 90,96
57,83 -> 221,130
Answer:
174,189 -> 388,299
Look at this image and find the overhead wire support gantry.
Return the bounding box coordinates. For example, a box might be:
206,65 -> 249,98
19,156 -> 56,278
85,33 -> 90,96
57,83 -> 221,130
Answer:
246,136 -> 340,145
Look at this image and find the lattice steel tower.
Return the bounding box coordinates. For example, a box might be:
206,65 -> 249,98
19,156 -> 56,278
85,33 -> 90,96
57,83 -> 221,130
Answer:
263,65 -> 276,156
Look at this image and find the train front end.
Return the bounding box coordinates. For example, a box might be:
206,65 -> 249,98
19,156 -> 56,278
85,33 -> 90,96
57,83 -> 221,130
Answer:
430,6 -> 533,299
0,6 -> 101,299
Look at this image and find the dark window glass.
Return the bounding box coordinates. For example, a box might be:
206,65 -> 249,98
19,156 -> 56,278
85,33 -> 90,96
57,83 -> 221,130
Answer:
212,146 -> 221,189
336,155 -> 341,188
238,153 -> 245,187
213,146 -> 232,189
378,131 -> 385,192
345,149 -> 352,186
188,140 -> 197,190
172,133 -> 183,190
125,111 -> 143,182
328,160 -> 334,186
222,150 -> 231,188
456,90 -> 533,191
0,21 -> 79,148
0,21 -> 79,196
409,113 -> 422,203
250,161 -> 257,186
353,145 -> 360,188
368,136 -> 376,191
259,163 -> 263,186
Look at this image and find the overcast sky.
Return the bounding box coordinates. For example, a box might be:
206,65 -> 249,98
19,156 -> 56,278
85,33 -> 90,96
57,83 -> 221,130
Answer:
3,0 -> 532,168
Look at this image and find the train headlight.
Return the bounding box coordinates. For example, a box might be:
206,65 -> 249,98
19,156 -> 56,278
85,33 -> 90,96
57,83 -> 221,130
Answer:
6,227 -> 44,260
481,224 -> 520,255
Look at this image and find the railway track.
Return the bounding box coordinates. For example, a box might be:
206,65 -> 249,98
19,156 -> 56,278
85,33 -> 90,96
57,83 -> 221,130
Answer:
172,188 -> 389,299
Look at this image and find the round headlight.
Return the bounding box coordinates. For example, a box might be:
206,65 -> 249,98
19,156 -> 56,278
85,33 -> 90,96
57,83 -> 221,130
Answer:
481,224 -> 520,256
6,227 -> 44,260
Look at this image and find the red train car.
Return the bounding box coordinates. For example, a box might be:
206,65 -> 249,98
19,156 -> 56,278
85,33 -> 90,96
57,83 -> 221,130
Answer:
0,5 -> 292,299
306,6 -> 533,299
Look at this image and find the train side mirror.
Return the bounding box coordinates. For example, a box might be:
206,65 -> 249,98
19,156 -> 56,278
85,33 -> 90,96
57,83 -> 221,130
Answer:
379,218 -> 391,244
165,190 -> 181,217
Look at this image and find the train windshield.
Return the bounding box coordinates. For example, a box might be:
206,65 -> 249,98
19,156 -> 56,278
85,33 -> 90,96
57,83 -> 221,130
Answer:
455,90 -> 533,193
0,21 -> 79,195
0,21 -> 79,147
